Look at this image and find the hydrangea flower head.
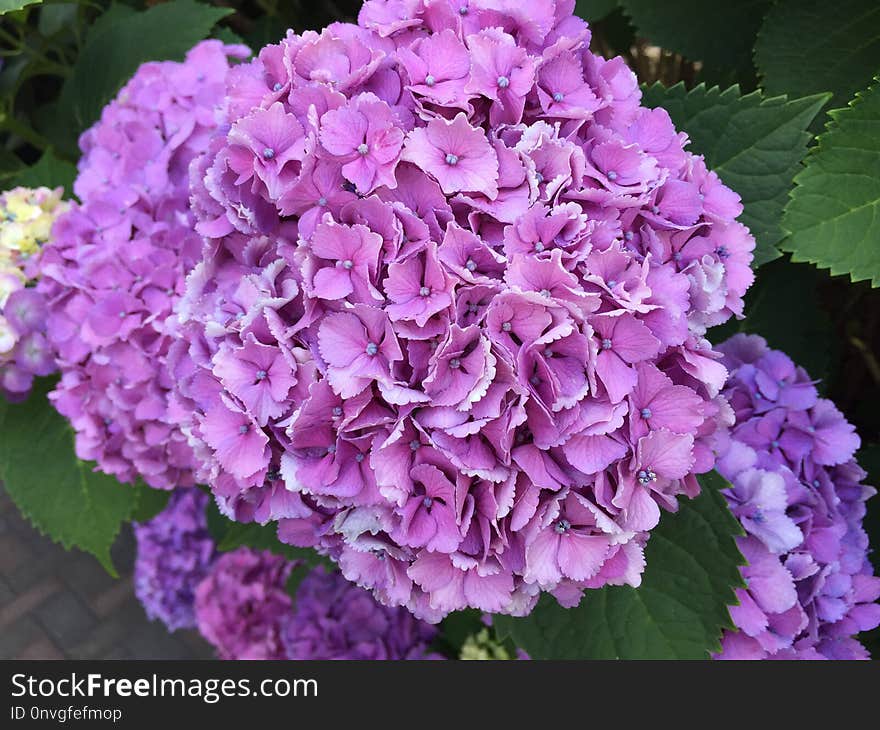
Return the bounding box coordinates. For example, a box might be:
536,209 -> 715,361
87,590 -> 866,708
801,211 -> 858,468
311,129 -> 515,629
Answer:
37,41 -> 249,487
133,489 -> 217,631
714,334 -> 880,660
177,1 -> 754,619
194,547 -> 293,660
0,186 -> 67,401
283,566 -> 440,659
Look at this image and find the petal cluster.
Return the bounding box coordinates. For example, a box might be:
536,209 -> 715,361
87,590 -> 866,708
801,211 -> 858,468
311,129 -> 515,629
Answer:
37,41 -> 249,488
176,1 -> 752,619
133,489 -> 217,631
0,187 -> 67,401
194,547 -> 294,660
714,334 -> 880,660
283,566 -> 439,659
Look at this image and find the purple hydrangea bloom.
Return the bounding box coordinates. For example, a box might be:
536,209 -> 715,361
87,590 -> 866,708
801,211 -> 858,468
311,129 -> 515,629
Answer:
0,187 -> 67,402
194,548 -> 293,660
36,41 -> 249,488
714,334 -> 880,660
283,566 -> 440,660
176,1 -> 754,620
133,489 -> 217,631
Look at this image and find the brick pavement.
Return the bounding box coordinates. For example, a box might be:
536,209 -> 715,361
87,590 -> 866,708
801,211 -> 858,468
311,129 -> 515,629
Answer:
0,487 -> 215,660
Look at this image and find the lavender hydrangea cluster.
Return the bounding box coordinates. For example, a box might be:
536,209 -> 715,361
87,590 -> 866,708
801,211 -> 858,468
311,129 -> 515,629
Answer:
714,334 -> 880,660
193,547 -> 294,660
133,489 -> 217,631
36,41 -> 249,488
1,187 -> 67,401
176,0 -> 754,619
283,566 -> 439,660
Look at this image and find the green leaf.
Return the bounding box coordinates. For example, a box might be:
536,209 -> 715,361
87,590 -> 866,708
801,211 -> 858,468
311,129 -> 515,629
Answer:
709,256 -> 835,381
436,609 -> 485,657
11,149 -> 76,195
204,497 -> 333,569
0,0 -> 41,14
858,444 -> 880,573
38,2 -> 77,37
0,379 -> 137,576
284,561 -> 313,600
213,25 -> 247,48
243,14 -> 288,53
781,77 -> 880,286
755,0 -> 880,115
0,148 -> 25,181
59,0 -> 232,135
129,482 -> 172,524
494,471 -> 745,659
619,0 -> 770,80
642,83 -> 829,267
575,0 -> 618,22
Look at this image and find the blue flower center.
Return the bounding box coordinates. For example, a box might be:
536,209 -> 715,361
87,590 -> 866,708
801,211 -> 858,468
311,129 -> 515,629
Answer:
554,519 -> 571,534
497,75 -> 510,88
365,342 -> 379,356
255,370 -> 267,381
357,143 -> 369,156
641,407 -> 652,419
607,170 -> 618,181
601,338 -> 612,350
449,358 -> 461,369
425,74 -> 436,86
445,153 -> 459,165
553,91 -> 565,102
419,286 -> 431,297
637,467 -> 657,485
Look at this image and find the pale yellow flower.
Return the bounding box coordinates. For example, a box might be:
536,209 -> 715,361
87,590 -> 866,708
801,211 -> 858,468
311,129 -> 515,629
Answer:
0,186 -> 68,271
459,628 -> 515,660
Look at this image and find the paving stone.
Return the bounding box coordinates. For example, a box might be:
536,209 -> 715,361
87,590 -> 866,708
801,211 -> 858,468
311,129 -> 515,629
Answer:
32,590 -> 98,651
17,637 -> 65,660
0,483 -> 214,659
0,577 -> 60,628
62,554 -> 120,604
0,575 -> 14,605
0,616 -> 45,659
90,576 -> 135,619
123,621 -> 199,660
0,533 -> 34,577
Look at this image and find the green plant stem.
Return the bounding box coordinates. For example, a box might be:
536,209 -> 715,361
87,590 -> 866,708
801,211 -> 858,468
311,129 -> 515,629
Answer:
0,112 -> 49,151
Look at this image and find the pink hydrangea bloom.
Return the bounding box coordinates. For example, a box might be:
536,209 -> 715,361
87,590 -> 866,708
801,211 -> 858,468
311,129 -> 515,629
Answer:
37,41 -> 249,488
177,1 -> 753,620
714,335 -> 880,660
